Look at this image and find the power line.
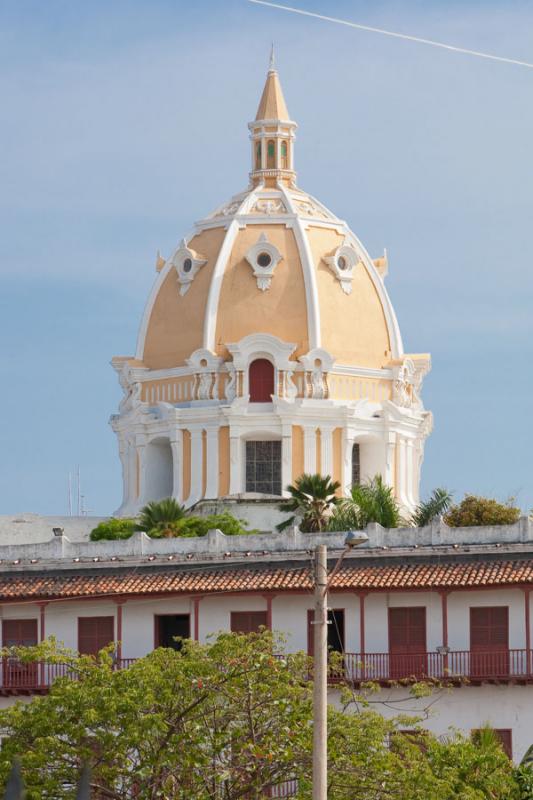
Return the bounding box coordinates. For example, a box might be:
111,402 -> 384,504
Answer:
248,0 -> 533,69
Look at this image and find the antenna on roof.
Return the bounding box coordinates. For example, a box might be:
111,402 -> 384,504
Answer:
77,465 -> 81,516
68,472 -> 72,517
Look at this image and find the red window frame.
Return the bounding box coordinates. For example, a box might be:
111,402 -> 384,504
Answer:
472,728 -> 512,759
2,619 -> 39,688
307,609 -> 345,657
249,359 -> 275,403
388,607 -> 427,679
470,606 -> 509,678
230,611 -> 268,634
153,614 -> 191,648
78,616 -> 115,657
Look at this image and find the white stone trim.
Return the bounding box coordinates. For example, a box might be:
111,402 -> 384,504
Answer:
226,333 -> 296,372
203,211 -> 246,351
244,232 -> 283,291
278,184 -> 321,350
172,239 -> 207,296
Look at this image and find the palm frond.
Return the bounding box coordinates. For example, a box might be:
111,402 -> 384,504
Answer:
411,488 -> 453,527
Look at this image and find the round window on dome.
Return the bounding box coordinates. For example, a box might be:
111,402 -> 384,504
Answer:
257,252 -> 272,268
337,255 -> 348,271
183,257 -> 193,273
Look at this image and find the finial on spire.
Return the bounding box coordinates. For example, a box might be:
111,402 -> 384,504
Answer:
269,42 -> 276,72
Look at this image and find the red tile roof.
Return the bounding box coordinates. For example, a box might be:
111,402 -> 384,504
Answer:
0,558 -> 531,601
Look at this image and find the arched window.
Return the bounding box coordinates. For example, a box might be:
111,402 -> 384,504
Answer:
255,141 -> 262,170
249,358 -> 274,403
281,140 -> 288,169
352,443 -> 360,486
267,139 -> 276,169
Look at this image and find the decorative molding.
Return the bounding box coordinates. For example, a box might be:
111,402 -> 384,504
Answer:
244,233 -> 283,291
323,240 -> 361,294
226,333 -> 296,372
186,349 -> 224,401
172,239 -> 207,296
203,218 -> 241,351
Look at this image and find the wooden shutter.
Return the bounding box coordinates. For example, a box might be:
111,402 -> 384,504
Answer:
249,359 -> 274,403
230,612 -> 268,634
470,607 -> 509,651
389,607 -> 427,679
78,616 -> 114,656
2,619 -> 38,647
389,608 -> 426,654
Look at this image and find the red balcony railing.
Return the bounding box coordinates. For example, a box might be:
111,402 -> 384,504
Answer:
1,651 -> 531,694
0,658 -> 136,694
334,649 -> 533,684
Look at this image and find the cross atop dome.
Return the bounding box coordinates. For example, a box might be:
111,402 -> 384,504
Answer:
249,51 -> 297,187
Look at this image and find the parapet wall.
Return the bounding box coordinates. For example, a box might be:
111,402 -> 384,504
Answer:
0,516 -> 531,568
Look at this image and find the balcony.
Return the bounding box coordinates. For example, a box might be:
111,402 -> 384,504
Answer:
1,651 -> 532,695
0,658 -> 137,696
332,650 -> 533,685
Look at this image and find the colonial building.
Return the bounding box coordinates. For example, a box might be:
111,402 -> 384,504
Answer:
110,59 -> 432,517
0,517 -> 532,763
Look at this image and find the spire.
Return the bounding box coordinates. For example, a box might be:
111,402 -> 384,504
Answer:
249,51 -> 297,187
255,50 -> 290,122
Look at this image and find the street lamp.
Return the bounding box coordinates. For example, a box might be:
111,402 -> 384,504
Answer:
312,531 -> 369,800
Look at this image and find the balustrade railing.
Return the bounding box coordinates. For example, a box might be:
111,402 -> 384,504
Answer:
0,651 -> 531,693
336,649 -> 532,683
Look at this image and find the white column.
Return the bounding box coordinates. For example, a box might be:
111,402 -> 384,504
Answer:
205,427 -> 219,499
281,426 -> 292,496
170,432 -> 183,503
303,426 -> 317,474
118,439 -> 130,510
397,436 -> 409,509
229,430 -> 242,495
406,438 -> 416,509
341,430 -> 354,495
320,426 -> 333,477
384,432 -> 396,487
136,440 -> 147,505
186,429 -> 203,506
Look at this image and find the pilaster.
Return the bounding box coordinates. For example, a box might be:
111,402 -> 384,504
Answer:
303,426 -> 317,474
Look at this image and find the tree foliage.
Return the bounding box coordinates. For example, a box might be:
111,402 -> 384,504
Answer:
328,475 -> 403,531
411,488 -> 453,528
0,633 -> 523,799
277,473 -> 341,532
90,503 -> 255,541
445,495 -> 521,528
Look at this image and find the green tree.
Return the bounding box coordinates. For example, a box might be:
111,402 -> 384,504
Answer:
277,473 -> 341,532
411,488 -> 453,528
90,517 -> 136,541
137,497 -> 187,537
0,635 -> 521,799
445,495 -> 521,528
328,475 -> 403,530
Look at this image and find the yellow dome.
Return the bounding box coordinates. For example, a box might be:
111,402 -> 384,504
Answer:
136,64 -> 401,373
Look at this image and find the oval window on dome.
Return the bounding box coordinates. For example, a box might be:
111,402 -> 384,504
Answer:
337,255 -> 348,271
257,252 -> 272,268
183,257 -> 193,273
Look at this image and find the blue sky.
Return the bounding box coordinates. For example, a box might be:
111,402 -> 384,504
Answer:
1,0 -> 532,516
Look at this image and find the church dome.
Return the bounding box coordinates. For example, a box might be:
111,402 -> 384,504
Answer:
111,56 -> 432,520
136,62 -> 401,373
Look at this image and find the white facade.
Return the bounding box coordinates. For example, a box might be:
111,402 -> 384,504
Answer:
0,521 -> 532,760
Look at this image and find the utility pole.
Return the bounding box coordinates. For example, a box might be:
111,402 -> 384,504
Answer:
312,531 -> 369,800
313,544 -> 328,800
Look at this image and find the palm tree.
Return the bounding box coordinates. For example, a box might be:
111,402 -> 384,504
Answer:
277,474 -> 341,533
410,488 -> 453,527
328,475 -> 402,530
137,498 -> 186,538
